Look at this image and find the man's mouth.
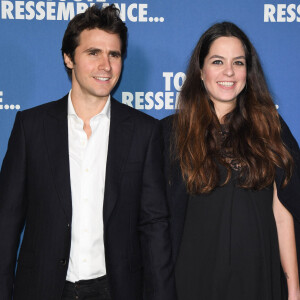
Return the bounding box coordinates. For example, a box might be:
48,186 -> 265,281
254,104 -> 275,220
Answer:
93,76 -> 110,81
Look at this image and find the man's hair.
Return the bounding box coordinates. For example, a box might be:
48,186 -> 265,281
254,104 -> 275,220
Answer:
61,4 -> 128,78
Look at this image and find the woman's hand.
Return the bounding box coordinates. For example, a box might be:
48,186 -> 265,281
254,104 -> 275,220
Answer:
288,289 -> 300,300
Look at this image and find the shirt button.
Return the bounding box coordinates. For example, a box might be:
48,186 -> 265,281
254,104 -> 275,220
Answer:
85,168 -> 89,173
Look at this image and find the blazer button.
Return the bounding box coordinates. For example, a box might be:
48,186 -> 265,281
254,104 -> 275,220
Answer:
60,259 -> 67,266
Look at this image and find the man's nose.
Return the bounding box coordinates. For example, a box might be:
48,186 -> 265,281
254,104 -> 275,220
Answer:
98,55 -> 111,72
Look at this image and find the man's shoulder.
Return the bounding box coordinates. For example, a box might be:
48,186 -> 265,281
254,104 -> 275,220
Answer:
111,97 -> 157,125
160,113 -> 175,132
18,95 -> 68,121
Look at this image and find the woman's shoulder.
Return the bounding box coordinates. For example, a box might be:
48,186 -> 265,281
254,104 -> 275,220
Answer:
276,115 -> 300,221
279,115 -> 300,158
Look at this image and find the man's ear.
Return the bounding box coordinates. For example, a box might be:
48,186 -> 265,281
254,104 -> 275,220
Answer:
64,53 -> 74,69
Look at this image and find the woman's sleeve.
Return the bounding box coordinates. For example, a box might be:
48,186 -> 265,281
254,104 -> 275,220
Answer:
275,116 -> 300,221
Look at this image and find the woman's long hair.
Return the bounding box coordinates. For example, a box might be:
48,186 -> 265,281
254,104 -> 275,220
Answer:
174,22 -> 293,194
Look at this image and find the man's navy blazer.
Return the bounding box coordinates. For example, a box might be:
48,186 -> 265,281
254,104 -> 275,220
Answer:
0,95 -> 175,300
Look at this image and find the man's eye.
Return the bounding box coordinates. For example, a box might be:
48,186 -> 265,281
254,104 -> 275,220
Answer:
89,51 -> 97,56
212,60 -> 222,65
110,52 -> 121,58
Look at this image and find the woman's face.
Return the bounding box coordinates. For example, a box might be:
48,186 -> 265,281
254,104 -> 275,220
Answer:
201,36 -> 247,111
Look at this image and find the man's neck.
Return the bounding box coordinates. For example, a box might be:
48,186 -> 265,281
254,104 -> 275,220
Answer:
70,91 -> 109,124
70,91 -> 109,139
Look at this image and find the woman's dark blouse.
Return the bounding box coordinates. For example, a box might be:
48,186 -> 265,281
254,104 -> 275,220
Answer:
161,116 -> 300,300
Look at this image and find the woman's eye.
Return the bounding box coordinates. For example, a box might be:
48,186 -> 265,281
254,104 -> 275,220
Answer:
234,61 -> 245,66
212,60 -> 223,65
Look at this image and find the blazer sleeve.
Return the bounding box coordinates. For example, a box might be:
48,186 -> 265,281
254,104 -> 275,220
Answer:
275,117 -> 300,221
0,111 -> 28,299
138,120 -> 177,300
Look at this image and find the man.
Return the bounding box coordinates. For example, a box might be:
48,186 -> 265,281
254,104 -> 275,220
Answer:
0,5 -> 175,300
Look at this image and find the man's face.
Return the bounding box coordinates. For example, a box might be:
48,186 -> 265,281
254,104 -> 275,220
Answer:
64,28 -> 122,103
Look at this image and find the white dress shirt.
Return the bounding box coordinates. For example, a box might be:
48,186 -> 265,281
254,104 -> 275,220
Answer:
66,92 -> 110,282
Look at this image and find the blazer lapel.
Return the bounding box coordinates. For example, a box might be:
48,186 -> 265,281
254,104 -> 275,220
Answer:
103,98 -> 134,226
43,95 -> 72,224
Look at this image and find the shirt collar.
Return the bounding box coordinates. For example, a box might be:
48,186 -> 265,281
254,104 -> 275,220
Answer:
67,91 -> 111,120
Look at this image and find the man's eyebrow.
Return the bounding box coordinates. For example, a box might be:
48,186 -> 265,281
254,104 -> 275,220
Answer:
84,47 -> 101,53
83,48 -> 121,56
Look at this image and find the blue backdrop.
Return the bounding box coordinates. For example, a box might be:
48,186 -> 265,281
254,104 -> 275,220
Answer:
0,0 -> 299,164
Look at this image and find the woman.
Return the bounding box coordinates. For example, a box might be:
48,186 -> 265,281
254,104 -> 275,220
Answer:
162,22 -> 300,300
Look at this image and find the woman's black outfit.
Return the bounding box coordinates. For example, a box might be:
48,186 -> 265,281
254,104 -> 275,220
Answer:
161,116 -> 300,300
